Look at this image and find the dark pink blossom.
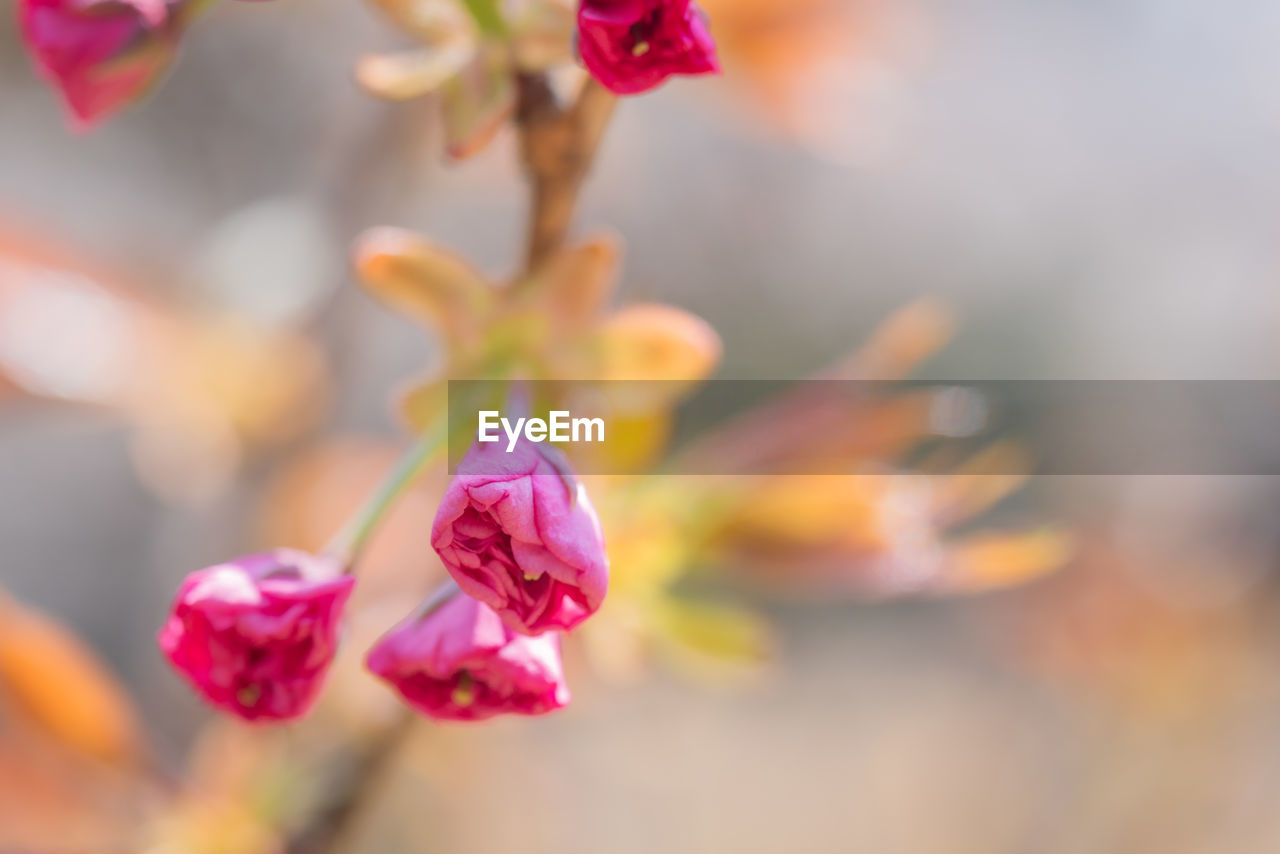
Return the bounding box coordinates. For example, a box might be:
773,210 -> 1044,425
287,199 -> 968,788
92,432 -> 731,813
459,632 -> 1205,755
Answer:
18,0 -> 181,128
157,549 -> 354,722
576,0 -> 720,95
366,593 -> 569,721
431,437 -> 608,636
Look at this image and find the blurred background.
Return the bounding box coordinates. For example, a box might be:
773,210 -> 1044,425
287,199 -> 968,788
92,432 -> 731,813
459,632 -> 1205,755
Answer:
4,0 -> 1280,851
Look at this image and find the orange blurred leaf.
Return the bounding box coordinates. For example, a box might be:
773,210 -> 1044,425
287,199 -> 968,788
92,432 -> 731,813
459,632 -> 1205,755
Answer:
0,589 -> 143,767
923,442 -> 1031,526
829,298 -> 954,382
716,475 -> 888,552
527,233 -> 622,329
596,303 -> 721,389
935,529 -> 1072,594
354,227 -> 495,338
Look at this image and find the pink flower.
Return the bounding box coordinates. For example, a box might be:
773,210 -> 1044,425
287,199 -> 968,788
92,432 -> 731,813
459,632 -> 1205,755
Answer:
18,0 -> 181,129
366,593 -> 569,721
576,0 -> 720,95
432,438 -> 608,635
157,549 -> 355,722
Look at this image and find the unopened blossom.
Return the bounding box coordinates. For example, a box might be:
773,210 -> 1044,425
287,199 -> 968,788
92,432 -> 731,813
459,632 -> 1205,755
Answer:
157,549 -> 354,722
18,0 -> 182,128
366,592 -> 569,721
432,436 -> 608,635
576,0 -> 720,95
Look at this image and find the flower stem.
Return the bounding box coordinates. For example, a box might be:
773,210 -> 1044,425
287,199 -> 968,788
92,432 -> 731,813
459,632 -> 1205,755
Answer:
414,577 -> 461,618
325,419 -> 448,566
286,711 -> 416,854
516,74 -> 618,273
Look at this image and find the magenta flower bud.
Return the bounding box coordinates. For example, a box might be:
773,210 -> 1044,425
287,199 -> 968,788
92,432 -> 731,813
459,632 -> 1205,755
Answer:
576,0 -> 720,96
18,0 -> 181,128
431,438 -> 608,636
157,549 -> 355,722
366,593 -> 569,721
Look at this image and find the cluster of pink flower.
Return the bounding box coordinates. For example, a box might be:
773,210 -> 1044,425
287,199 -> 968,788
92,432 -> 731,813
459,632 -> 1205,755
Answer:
157,437 -> 608,722
17,0 -> 720,128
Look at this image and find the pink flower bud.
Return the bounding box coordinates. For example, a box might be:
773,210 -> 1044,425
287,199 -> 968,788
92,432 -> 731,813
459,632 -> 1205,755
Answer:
366,593 -> 570,721
18,0 -> 181,129
432,438 -> 608,635
576,0 -> 720,96
157,549 -> 355,722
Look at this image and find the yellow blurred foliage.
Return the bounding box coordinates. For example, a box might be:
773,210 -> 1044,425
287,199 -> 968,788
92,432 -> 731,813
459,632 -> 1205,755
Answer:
595,303 -> 722,387
716,475 -> 890,552
652,598 -> 774,678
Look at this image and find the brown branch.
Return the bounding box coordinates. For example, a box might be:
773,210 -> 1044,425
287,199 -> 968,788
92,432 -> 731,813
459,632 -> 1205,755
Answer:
281,69 -> 616,854
517,74 -> 618,273
285,713 -> 416,854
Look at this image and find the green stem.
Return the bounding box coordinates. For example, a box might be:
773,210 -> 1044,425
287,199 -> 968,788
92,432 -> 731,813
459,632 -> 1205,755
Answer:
325,419 -> 448,567
413,577 -> 461,619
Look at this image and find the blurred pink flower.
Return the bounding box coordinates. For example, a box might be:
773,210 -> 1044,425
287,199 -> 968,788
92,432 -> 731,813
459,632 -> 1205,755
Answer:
432,438 -> 608,635
18,0 -> 180,128
366,593 -> 570,721
157,549 -> 354,722
577,0 -> 720,95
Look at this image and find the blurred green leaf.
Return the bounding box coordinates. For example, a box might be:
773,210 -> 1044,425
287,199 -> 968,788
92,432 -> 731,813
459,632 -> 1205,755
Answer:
459,0 -> 505,36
